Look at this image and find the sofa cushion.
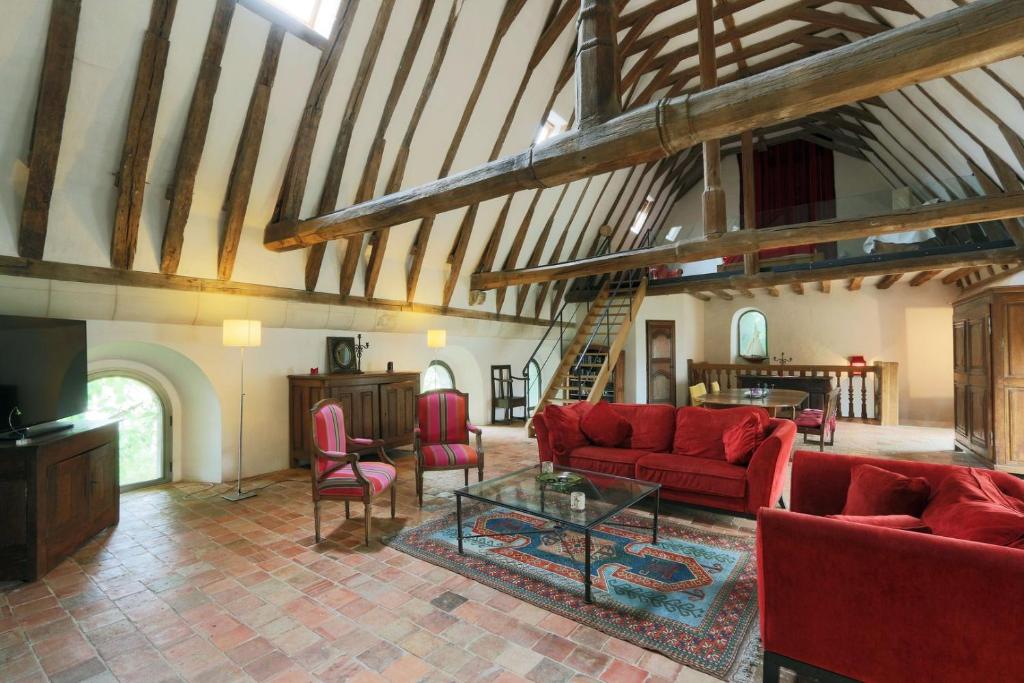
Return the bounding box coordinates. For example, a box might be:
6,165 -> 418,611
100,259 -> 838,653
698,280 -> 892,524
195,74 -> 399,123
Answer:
826,514 -> 932,533
722,414 -> 765,465
672,406 -> 770,460
636,453 -> 746,499
544,403 -> 593,457
922,468 -> 1024,548
842,464 -> 931,517
567,446 -> 649,479
608,403 -> 676,452
580,401 -> 632,447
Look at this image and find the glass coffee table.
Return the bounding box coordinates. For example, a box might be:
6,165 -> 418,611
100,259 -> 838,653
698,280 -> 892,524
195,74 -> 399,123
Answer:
454,464 -> 660,603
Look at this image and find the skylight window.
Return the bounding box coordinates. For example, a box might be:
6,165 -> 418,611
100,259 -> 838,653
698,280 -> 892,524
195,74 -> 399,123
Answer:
630,196 -> 655,234
665,225 -> 682,241
535,111 -> 568,144
265,0 -> 340,36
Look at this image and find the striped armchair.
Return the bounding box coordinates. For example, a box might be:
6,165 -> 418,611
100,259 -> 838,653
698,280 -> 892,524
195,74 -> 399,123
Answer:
414,389 -> 484,506
310,399 -> 397,545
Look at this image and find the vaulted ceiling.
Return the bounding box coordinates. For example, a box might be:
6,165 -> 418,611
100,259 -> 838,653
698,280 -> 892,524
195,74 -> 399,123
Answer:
2,0 -> 1022,323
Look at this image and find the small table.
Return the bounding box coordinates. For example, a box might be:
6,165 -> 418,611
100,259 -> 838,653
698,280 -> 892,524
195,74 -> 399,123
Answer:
454,465 -> 660,603
702,388 -> 809,418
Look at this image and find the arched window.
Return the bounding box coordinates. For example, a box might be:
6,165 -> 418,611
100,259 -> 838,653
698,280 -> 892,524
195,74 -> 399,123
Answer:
526,360 -> 541,411
736,310 -> 768,362
86,373 -> 170,490
422,360 -> 456,391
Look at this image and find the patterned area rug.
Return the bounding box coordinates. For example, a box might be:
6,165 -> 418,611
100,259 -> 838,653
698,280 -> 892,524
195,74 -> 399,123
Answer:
387,505 -> 760,681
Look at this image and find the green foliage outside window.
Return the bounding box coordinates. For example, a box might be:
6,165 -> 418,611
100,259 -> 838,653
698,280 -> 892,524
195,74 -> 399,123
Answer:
87,376 -> 165,487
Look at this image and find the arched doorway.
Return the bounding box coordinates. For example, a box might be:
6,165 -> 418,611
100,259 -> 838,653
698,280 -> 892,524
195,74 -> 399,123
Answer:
422,360 -> 456,391
87,373 -> 171,490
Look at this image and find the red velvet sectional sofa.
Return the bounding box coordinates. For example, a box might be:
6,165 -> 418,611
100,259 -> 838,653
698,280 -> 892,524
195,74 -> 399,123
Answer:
759,450 -> 1024,682
533,402 -> 796,516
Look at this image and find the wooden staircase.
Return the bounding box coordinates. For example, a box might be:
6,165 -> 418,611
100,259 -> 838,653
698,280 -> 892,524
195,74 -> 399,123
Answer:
535,276 -> 648,412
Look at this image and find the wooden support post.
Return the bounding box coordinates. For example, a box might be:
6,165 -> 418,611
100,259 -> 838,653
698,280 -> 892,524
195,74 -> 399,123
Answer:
740,130 -> 758,275
18,0 -> 81,261
877,361 -> 899,426
217,28 -> 284,281
576,0 -> 621,126
160,0 -> 234,275
111,0 -> 177,270
697,0 -> 725,239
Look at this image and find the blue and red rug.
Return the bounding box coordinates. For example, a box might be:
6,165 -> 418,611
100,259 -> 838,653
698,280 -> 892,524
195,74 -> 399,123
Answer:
388,505 -> 760,681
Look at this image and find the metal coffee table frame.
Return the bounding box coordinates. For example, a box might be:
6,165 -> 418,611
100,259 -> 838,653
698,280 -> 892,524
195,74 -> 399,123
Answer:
454,465 -> 661,603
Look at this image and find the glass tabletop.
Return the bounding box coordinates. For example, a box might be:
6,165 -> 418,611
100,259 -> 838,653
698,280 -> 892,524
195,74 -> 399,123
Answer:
455,464 -> 659,529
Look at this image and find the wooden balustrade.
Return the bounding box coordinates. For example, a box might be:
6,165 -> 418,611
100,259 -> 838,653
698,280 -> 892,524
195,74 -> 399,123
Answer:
686,360 -> 899,425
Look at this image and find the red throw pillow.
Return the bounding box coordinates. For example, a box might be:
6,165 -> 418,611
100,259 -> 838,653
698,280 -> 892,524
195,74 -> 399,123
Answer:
826,514 -> 932,533
721,414 -> 764,465
580,401 -> 632,448
841,464 -> 932,516
673,406 -> 770,460
922,469 -> 1024,548
544,403 -> 592,457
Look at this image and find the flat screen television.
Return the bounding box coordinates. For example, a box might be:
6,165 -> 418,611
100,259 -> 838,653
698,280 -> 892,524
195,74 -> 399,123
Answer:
0,315 -> 87,439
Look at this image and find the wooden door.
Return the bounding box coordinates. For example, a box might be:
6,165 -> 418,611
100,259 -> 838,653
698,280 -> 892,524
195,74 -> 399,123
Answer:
995,297 -> 1024,468
646,320 -> 676,405
953,321 -> 968,439
380,380 -> 417,444
965,311 -> 992,459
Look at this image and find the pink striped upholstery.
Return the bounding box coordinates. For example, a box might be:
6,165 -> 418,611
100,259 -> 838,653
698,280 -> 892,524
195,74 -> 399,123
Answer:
319,462 -> 396,497
796,408 -> 837,431
417,391 -> 469,445
313,403 -> 347,453
420,443 -> 478,468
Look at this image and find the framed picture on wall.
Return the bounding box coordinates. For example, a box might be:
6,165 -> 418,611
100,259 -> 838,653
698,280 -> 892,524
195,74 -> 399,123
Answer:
327,337 -> 358,374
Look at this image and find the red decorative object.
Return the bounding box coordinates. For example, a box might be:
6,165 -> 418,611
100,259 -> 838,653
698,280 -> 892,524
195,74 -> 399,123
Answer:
848,354 -> 867,376
310,367 -> 319,374
533,402 -> 795,515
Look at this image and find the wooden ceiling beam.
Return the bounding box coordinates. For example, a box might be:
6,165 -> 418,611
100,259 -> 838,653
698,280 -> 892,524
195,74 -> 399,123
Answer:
533,178 -> 593,318
515,185 -> 571,317
405,0 -> 526,304
790,282 -> 805,294
791,7 -> 885,36
876,273 -> 903,289
819,280 -> 831,293
650,247 -> 1022,297
847,276 -> 863,291
269,0 -> 358,289
319,0 -> 396,298
941,267 -> 974,285
909,270 -> 940,286
577,0 -> 621,126
111,0 -> 177,270
18,0 -> 81,261
236,0 -> 327,50
471,193 -> 1024,290
697,0 -> 726,240
217,28 -> 284,281
360,0 -> 437,300
713,290 -> 735,301
160,0 -> 235,275
765,286 -> 780,297
265,0 -> 1024,252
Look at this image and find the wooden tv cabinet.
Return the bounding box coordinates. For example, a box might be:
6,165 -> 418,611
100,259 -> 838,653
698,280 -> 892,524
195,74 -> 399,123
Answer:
288,372 -> 419,468
0,420 -> 119,581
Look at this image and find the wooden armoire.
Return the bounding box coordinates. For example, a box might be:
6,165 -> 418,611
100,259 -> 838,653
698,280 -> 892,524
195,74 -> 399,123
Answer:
953,286 -> 1024,473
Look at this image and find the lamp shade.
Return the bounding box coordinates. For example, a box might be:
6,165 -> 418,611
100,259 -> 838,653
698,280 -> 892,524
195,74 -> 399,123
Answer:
426,329 -> 447,349
223,320 -> 262,347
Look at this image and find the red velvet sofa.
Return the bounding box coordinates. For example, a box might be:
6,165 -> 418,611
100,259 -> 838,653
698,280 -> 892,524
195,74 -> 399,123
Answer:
758,451 -> 1024,682
533,402 -> 796,516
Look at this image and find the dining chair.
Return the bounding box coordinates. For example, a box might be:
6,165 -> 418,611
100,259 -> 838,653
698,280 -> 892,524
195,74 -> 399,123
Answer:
414,389 -> 483,506
490,365 -> 527,423
689,382 -> 708,406
795,386 -> 842,451
711,381 -> 721,392
310,399 -> 397,545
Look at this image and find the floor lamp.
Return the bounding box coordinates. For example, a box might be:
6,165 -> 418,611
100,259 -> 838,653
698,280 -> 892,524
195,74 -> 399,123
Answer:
223,319 -> 261,502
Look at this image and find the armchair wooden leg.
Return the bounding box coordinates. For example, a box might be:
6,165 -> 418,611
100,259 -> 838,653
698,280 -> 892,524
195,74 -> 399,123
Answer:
314,500 -> 321,543
762,652 -> 782,683
364,498 -> 372,546
417,467 -> 423,507
819,433 -> 825,452
390,486 -> 396,518
478,463 -> 483,482
345,501 -> 350,519
464,469 -> 469,486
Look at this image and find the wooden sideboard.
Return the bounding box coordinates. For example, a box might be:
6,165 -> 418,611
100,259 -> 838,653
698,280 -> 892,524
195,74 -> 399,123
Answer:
0,420 -> 119,581
954,287 -> 1024,473
288,372 -> 419,467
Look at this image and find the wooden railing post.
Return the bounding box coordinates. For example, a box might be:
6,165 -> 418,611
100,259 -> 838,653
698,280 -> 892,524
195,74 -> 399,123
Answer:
876,361 -> 900,426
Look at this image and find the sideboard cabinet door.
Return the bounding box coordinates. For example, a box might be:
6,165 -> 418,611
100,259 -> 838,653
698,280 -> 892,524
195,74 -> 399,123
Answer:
381,380 -> 417,443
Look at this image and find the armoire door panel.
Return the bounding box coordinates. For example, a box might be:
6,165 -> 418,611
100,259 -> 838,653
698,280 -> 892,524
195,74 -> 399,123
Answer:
967,317 -> 988,374
954,383 -> 968,439
1005,388 -> 1024,464
953,322 -> 966,372
1004,302 -> 1024,379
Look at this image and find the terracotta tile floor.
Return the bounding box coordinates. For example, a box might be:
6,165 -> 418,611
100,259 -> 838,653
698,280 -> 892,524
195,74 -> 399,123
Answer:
0,422 -> 965,683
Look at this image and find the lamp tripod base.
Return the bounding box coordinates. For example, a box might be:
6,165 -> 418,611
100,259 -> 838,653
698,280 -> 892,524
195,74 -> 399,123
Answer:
222,489 -> 256,502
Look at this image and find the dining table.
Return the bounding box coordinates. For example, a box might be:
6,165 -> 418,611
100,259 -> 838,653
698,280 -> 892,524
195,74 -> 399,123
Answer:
701,388 -> 809,418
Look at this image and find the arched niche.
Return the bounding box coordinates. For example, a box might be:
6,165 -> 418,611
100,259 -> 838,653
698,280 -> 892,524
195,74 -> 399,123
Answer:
730,308 -> 769,363
89,341 -> 222,483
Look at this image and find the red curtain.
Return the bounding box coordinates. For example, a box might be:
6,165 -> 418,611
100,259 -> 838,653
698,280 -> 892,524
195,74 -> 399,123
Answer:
730,139 -> 836,263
